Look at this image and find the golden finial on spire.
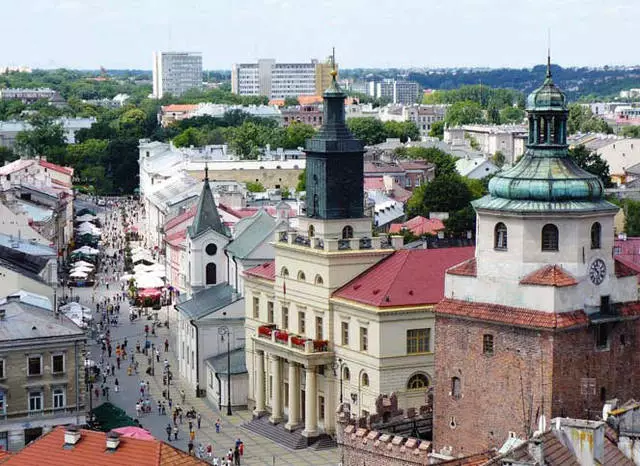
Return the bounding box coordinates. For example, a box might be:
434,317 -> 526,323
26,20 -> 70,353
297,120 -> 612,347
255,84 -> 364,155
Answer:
330,47 -> 337,80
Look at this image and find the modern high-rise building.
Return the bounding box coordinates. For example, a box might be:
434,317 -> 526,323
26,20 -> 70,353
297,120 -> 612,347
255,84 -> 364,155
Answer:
152,52 -> 203,99
231,58 -> 337,99
368,79 -> 419,104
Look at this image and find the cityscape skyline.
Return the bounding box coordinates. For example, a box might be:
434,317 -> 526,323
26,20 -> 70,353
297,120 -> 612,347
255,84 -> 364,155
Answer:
3,0 -> 640,70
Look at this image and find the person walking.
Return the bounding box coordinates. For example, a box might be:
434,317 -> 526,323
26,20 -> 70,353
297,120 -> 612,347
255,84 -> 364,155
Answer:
180,389 -> 186,404
233,446 -> 241,466
188,440 -> 194,456
173,425 -> 178,441
114,378 -> 119,393
215,418 -> 221,433
165,423 -> 172,441
189,430 -> 195,442
164,338 -> 169,352
188,420 -> 193,432
197,413 -> 202,429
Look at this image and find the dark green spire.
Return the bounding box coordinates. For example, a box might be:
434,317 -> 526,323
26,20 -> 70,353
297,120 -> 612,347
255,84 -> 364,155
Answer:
188,164 -> 229,238
304,49 -> 365,220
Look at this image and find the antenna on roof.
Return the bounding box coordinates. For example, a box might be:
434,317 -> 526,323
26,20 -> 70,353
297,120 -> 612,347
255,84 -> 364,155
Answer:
546,28 -> 552,79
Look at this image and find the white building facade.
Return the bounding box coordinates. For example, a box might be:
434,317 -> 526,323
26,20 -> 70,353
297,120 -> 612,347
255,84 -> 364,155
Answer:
152,52 -> 203,98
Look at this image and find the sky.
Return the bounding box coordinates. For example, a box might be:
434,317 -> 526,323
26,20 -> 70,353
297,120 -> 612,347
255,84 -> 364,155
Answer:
3,0 -> 639,70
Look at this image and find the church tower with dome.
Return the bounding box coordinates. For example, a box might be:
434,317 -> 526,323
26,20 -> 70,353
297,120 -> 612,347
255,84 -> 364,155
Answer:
433,58 -> 640,455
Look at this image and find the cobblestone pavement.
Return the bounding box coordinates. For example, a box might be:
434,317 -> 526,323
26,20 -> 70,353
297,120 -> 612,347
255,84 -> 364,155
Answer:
76,201 -> 339,465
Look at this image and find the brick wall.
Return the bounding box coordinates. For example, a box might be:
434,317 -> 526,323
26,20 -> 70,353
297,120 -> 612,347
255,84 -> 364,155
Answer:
433,314 -> 640,456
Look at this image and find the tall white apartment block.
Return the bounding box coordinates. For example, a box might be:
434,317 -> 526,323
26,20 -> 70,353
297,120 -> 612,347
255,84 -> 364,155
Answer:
152,52 -> 203,99
231,59 -> 334,99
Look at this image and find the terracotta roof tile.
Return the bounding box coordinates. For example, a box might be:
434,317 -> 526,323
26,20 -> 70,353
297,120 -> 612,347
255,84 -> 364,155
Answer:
435,299 -> 589,330
161,104 -> 198,113
520,265 -> 578,287
388,216 -> 445,236
39,159 -> 73,176
0,449 -> 11,463
333,247 -> 474,308
619,301 -> 640,317
615,256 -> 639,278
245,260 -> 275,281
297,95 -> 323,105
164,205 -> 197,231
447,257 -> 477,277
484,430 -> 579,466
2,426 -> 207,466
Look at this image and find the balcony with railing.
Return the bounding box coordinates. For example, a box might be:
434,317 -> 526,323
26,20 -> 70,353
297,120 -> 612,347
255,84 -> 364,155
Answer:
275,231 -> 403,252
255,324 -> 332,364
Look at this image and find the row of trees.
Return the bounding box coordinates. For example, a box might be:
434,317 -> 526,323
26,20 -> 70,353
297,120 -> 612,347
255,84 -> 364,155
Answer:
345,118 -> 420,145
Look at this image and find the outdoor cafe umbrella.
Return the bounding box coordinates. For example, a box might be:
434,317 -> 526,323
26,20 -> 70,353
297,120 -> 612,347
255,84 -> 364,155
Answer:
69,270 -> 88,279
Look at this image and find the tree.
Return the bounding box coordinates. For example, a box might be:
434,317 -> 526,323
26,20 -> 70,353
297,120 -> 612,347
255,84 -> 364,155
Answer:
383,121 -> 420,142
444,205 -> 476,236
118,108 -> 147,138
569,145 -> 612,187
500,106 -> 525,124
624,200 -> 640,236
14,114 -> 67,163
296,168 -> 306,191
0,146 -> 17,166
346,118 -> 387,145
66,138 -> 109,171
620,126 -> 640,138
284,97 -> 300,107
444,101 -> 485,126
246,181 -> 265,192
567,104 -> 611,134
428,120 -> 444,140
492,151 -> 506,168
284,122 -> 316,149
406,173 -> 472,218
173,128 -> 206,148
398,146 -> 457,177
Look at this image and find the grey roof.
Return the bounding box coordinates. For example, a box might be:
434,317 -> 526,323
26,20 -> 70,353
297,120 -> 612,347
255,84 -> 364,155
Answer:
0,233 -> 56,256
0,236 -> 52,282
0,299 -> 85,342
205,346 -> 247,375
225,209 -> 276,259
187,173 -> 229,239
175,283 -> 238,320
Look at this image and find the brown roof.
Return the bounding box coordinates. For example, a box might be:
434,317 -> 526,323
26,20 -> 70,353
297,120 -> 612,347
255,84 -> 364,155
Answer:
435,299 -> 590,330
447,257 -> 477,277
520,265 -> 578,287
615,256 -> 639,278
2,426 -> 207,466
437,450 -> 497,465
484,431 -> 579,466
161,104 -> 197,113
244,260 -> 275,281
604,434 -> 635,465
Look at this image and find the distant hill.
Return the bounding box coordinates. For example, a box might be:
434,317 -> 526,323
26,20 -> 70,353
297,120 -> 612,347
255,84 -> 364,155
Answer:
341,65 -> 640,101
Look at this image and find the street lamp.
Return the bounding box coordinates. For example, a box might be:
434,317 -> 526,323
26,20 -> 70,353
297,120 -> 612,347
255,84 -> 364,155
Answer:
218,326 -> 232,416
331,358 -> 344,404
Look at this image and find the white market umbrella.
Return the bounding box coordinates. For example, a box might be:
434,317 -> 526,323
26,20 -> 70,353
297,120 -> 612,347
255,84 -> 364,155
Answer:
71,265 -> 94,273
76,214 -> 97,222
72,246 -> 99,255
120,273 -> 134,282
133,273 -> 164,289
69,270 -> 88,278
71,261 -> 94,268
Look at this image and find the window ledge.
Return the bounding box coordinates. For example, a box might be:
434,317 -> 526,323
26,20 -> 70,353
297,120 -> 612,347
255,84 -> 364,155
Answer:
493,248 -> 508,252
406,351 -> 433,356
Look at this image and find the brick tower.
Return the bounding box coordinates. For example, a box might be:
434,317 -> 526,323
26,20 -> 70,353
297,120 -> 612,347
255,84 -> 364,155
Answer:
433,57 -> 640,456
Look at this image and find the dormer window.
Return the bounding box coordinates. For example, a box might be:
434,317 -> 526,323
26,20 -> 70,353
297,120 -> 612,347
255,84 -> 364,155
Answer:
541,224 -> 559,251
342,225 -> 353,239
494,223 -> 508,250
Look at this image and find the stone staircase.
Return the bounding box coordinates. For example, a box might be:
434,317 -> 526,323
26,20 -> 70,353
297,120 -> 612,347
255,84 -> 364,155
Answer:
310,434 -> 337,451
241,416 -> 310,450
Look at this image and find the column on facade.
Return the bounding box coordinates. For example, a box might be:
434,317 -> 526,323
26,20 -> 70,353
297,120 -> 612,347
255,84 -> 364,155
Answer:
324,371 -> 336,434
285,361 -> 300,430
302,365 -> 318,437
269,355 -> 283,424
253,351 -> 266,416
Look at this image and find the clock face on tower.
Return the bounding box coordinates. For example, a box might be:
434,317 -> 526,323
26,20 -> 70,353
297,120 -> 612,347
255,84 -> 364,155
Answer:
589,258 -> 607,285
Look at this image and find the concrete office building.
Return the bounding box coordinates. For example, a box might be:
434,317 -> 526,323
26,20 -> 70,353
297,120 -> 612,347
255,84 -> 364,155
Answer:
231,58 -> 337,99
152,52 -> 203,98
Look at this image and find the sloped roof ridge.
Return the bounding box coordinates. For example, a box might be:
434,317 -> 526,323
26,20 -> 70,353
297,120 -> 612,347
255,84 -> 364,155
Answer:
520,264 -> 578,287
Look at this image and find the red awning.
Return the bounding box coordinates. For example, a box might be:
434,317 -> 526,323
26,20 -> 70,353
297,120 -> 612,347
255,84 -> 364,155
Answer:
138,288 -> 163,298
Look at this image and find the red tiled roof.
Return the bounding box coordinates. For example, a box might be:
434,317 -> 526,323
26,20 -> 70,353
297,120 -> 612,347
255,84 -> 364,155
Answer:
435,299 -> 590,330
218,204 -> 255,219
164,205 -> 197,231
161,104 -> 197,113
0,449 -> 11,463
2,426 -> 207,466
268,99 -> 285,107
364,162 -> 405,174
388,216 -> 445,236
447,257 -> 477,277
363,177 -> 385,190
333,247 -> 474,308
39,159 -> 73,176
297,95 -> 323,105
520,265 -> 578,287
245,260 -> 275,281
615,255 -> 640,278
619,301 -> 640,317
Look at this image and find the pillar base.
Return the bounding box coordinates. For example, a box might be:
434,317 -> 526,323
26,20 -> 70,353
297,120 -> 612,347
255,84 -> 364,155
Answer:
253,409 -> 266,419
284,421 -> 300,431
301,428 -> 319,438
269,415 -> 283,425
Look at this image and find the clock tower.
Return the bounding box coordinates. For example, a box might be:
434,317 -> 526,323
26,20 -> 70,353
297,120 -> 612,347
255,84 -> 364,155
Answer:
433,57 -> 640,456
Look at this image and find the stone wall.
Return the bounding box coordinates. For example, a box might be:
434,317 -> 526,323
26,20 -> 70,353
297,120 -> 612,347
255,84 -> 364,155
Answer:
336,404 -> 432,466
187,168 -> 302,190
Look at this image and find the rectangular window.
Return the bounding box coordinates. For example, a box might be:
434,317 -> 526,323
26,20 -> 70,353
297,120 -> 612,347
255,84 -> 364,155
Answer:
406,329 -> 430,354
29,391 -> 43,412
316,317 -> 323,340
298,312 -> 306,335
267,301 -> 274,323
0,359 -> 4,379
319,395 -> 325,420
360,327 -> 368,352
53,388 -> 65,409
483,334 -> 494,355
253,297 -> 260,319
52,354 -> 64,374
596,324 -> 610,350
341,322 -> 349,346
282,306 -> 289,329
28,356 -> 42,376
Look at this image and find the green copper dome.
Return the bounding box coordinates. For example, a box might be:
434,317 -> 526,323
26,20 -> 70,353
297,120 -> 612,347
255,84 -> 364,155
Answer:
474,58 -> 617,214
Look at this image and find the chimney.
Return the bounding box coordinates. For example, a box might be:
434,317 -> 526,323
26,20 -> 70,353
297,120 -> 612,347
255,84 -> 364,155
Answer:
552,418 -> 605,466
527,437 -> 544,465
64,426 -> 81,445
106,431 -> 121,450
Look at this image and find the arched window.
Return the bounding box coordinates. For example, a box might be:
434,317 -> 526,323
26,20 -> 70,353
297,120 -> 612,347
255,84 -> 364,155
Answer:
407,373 -> 429,391
281,267 -> 289,278
343,366 -> 350,381
314,274 -> 324,285
591,222 -> 601,250
342,225 -> 353,239
308,225 -> 315,238
541,224 -> 559,251
494,222 -> 508,250
205,263 -> 216,285
297,271 -> 306,281
361,372 -> 369,387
